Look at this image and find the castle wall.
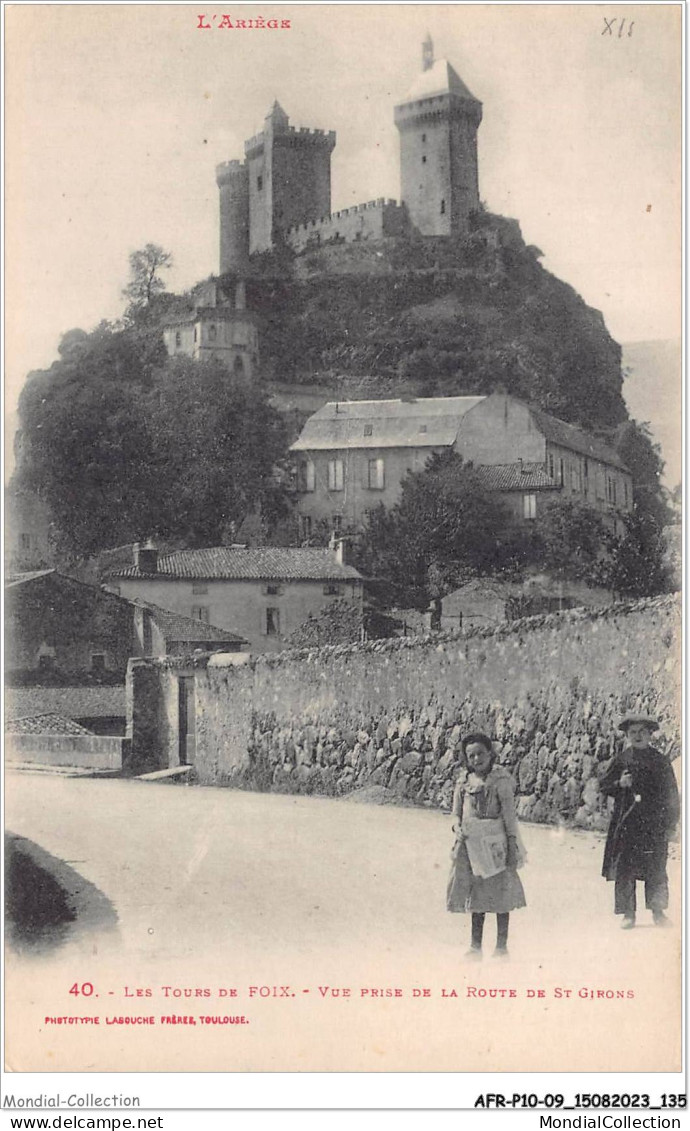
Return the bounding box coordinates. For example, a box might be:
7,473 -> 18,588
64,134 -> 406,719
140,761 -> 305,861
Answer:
286,200 -> 408,252
217,162 -> 249,273
396,93 -> 481,236
448,112 -> 481,231
398,105 -> 454,237
272,134 -> 333,233
247,144 -> 272,256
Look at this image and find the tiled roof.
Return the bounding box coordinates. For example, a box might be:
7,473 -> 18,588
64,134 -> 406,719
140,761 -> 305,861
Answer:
109,547 -> 362,582
291,396 -> 485,451
528,407 -> 629,471
5,686 -> 126,721
6,713 -> 94,736
133,599 -> 248,644
475,463 -> 560,491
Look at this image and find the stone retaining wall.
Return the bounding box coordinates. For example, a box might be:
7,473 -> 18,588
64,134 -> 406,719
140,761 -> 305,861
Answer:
131,596 -> 681,828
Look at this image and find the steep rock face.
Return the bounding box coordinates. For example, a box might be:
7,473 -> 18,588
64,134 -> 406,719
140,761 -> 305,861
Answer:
237,214 -> 627,432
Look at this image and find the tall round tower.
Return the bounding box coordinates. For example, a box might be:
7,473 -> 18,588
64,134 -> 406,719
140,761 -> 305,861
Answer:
394,37 -> 482,237
216,160 -> 250,274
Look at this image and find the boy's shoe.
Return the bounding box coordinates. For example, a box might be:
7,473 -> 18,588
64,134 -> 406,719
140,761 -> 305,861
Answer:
492,946 -> 509,959
653,911 -> 671,927
465,946 -> 482,960
621,915 -> 636,929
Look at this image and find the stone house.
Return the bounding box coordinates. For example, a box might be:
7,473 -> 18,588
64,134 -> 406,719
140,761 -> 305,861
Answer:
162,280 -> 259,379
5,569 -> 247,680
290,392 -> 632,536
106,543 -> 364,654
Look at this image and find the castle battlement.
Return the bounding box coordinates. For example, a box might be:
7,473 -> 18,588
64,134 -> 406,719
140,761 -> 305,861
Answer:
245,125 -> 336,155
217,39 -> 482,270
216,160 -> 247,185
285,199 -> 402,236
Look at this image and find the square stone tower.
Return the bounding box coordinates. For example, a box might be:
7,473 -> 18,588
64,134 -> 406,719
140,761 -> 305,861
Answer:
394,37 -> 482,237
244,102 -> 336,256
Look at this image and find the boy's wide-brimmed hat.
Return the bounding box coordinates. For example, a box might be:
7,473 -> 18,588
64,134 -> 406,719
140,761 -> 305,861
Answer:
618,713 -> 660,733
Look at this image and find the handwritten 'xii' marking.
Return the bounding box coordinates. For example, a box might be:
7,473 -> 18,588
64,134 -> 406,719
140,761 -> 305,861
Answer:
603,18 -> 635,37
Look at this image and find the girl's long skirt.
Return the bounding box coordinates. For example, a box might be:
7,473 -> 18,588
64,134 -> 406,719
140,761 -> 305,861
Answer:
446,842 -> 526,913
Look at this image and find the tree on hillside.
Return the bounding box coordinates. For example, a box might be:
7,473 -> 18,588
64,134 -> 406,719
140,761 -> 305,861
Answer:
122,243 -> 173,313
528,499 -> 611,585
354,452 -> 512,609
147,356 -> 290,546
615,420 -> 670,527
601,510 -> 673,598
14,326 -> 290,557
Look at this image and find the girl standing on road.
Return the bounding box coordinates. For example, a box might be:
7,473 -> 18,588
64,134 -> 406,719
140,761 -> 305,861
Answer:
446,733 -> 526,958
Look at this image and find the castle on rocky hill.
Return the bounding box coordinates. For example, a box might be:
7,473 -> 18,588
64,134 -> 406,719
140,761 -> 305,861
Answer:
215,36 -> 483,272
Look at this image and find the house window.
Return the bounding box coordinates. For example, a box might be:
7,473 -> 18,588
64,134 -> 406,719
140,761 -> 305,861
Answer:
363,424 -> 373,437
299,515 -> 313,540
300,460 -> 316,492
266,607 -> 280,636
91,654 -> 106,673
20,532 -> 31,549
419,424 -> 428,434
421,133 -> 426,143
175,331 -> 182,348
193,327 -> 198,342
324,583 -> 342,596
331,514 -> 343,535
624,480 -> 629,507
596,470 -> 606,501
422,155 -> 427,164
548,453 -> 555,480
523,493 -> 537,520
368,458 -> 385,490
263,584 -> 283,596
328,458 -> 344,491
209,324 -> 217,341
571,465 -> 581,492
440,199 -> 446,215
257,175 -> 263,190
559,458 -> 565,486
192,583 -> 208,595
190,606 -> 210,623
607,477 -> 617,506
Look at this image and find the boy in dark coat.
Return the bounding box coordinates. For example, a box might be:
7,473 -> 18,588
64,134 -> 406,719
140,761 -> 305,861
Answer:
600,714 -> 679,928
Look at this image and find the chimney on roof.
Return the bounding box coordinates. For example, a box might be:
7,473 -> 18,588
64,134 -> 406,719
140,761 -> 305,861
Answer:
134,538 -> 158,574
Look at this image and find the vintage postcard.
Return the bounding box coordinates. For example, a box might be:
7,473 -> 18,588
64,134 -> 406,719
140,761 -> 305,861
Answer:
3,0 -> 684,1110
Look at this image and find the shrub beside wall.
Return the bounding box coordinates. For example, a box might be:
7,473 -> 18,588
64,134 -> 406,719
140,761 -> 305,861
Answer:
180,595 -> 681,828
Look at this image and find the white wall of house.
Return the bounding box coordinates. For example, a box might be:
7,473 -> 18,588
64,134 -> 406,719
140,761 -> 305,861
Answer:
115,576 -> 363,653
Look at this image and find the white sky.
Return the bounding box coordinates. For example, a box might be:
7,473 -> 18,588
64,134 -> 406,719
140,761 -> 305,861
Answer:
5,3 -> 682,422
